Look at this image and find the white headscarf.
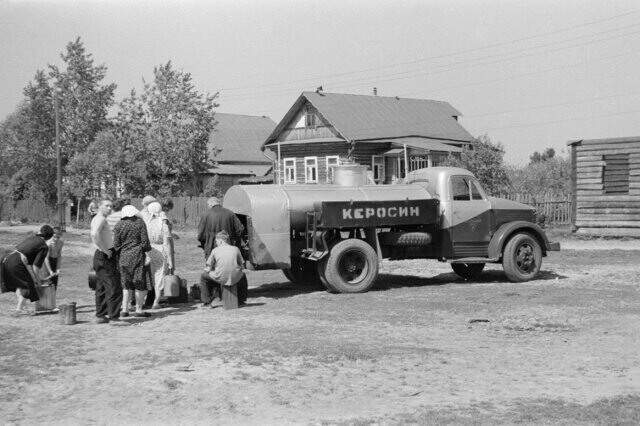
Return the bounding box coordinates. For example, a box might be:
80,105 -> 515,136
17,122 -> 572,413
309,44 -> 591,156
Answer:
148,201 -> 162,217
121,205 -> 139,219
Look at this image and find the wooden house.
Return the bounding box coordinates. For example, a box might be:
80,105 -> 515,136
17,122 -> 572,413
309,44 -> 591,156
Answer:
262,91 -> 474,185
205,113 -> 276,193
568,136 -> 640,236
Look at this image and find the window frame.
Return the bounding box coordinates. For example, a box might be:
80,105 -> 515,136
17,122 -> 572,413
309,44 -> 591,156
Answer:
371,155 -> 385,184
325,155 -> 340,183
283,157 -> 297,184
305,105 -> 316,128
304,156 -> 318,184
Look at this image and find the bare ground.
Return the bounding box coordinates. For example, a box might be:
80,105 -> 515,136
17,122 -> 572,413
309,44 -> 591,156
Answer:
1,225 -> 639,425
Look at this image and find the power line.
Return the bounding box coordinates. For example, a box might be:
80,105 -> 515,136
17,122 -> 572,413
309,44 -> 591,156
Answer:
473,109 -> 640,133
221,25 -> 640,101
464,92 -> 640,119
399,49 -> 640,98
220,10 -> 640,94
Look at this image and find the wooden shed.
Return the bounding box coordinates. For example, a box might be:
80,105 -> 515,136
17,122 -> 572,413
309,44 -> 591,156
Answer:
568,136 -> 640,236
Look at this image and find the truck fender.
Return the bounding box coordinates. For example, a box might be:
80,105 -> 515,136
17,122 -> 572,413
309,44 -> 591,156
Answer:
488,221 -> 552,259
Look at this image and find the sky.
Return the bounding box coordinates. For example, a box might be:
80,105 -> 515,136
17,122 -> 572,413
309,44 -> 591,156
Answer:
1,0 -> 639,164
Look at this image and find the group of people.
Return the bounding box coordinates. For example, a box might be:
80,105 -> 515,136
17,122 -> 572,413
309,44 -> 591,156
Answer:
0,225 -> 64,312
1,194 -> 250,321
91,196 -> 174,323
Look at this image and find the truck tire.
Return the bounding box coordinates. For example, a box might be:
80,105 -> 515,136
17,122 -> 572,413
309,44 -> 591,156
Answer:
502,232 -> 542,282
316,259 -> 338,293
451,263 -> 485,280
378,232 -> 432,246
323,239 -> 378,293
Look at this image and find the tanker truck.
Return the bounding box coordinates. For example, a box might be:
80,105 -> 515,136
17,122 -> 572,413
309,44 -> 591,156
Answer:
223,165 -> 560,293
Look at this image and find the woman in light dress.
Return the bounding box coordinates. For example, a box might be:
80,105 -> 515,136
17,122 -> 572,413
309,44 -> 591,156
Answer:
145,201 -> 174,309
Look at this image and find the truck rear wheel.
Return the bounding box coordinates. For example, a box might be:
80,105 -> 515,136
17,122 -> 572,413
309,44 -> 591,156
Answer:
317,259 -> 338,293
502,232 -> 542,282
322,239 -> 378,293
451,263 -> 485,280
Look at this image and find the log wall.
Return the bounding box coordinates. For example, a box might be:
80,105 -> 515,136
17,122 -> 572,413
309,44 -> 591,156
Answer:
571,138 -> 640,236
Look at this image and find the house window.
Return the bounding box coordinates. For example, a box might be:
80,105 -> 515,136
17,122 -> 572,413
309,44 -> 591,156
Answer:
305,156 -> 318,183
409,155 -> 429,171
284,158 -> 296,184
326,156 -> 339,183
372,155 -> 385,184
305,105 -> 316,128
603,154 -> 630,194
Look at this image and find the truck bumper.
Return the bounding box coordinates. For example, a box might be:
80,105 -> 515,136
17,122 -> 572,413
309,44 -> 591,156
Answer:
548,241 -> 561,251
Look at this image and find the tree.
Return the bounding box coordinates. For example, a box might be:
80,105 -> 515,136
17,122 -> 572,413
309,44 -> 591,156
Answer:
508,154 -> 571,197
441,135 -> 511,195
47,37 -> 116,161
0,38 -> 116,205
529,147 -> 555,164
0,98 -> 57,205
115,61 -> 218,195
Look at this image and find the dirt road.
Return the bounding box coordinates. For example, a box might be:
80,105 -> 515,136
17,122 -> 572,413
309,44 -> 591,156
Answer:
1,226 -> 639,425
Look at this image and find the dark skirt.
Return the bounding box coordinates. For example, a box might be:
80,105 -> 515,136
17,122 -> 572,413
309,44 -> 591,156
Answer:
0,252 -> 39,302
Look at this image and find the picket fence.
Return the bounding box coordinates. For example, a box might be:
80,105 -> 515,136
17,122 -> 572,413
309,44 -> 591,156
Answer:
498,193 -> 572,225
2,194 -> 573,227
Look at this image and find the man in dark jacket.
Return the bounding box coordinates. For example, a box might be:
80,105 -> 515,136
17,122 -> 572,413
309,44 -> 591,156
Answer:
197,197 -> 244,258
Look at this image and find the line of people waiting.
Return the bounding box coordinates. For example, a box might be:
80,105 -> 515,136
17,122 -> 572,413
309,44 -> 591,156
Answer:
91,196 -> 174,323
1,195 -> 249,321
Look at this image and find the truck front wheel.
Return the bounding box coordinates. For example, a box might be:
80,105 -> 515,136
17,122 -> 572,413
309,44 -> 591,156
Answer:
322,239 -> 378,293
502,232 -> 542,282
451,263 -> 485,280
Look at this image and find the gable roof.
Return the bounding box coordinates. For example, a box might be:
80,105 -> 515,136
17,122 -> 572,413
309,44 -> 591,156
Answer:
264,92 -> 474,147
210,113 -> 276,162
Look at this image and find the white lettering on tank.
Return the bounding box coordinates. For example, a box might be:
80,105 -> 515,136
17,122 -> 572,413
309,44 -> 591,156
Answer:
354,208 -> 364,219
342,209 -> 352,219
388,207 -> 397,217
410,206 -> 419,216
377,207 -> 386,218
399,207 -> 408,217
365,208 -> 375,218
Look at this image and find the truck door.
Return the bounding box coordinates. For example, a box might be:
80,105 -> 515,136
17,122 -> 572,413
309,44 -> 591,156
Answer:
450,175 -> 492,258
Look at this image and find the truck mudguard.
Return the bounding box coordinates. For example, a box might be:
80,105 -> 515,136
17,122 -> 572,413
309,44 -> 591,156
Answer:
487,221 -> 554,259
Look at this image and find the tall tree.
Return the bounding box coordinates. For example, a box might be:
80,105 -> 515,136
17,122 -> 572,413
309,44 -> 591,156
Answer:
47,37 -> 117,160
1,38 -> 116,205
442,135 -> 511,195
115,61 -> 218,195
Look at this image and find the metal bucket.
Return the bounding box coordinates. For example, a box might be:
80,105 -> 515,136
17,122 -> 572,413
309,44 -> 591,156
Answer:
59,302 -> 77,325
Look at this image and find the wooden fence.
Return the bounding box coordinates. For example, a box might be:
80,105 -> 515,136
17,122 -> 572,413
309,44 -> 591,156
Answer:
498,193 -> 572,225
0,199 -> 57,223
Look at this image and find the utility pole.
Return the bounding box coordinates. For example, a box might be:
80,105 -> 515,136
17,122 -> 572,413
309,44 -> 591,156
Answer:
54,87 -> 65,231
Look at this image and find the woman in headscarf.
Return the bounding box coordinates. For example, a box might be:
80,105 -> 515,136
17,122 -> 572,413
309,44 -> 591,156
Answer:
0,225 -> 55,312
145,201 -> 174,309
113,206 -> 151,317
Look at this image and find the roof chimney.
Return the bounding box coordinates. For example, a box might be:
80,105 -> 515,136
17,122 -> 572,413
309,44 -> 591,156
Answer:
373,87 -> 377,96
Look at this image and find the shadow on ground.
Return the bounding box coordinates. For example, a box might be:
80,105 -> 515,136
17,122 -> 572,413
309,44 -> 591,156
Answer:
248,268 -> 569,298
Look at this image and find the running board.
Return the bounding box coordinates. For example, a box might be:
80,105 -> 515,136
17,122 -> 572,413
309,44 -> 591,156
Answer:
449,257 -> 499,264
